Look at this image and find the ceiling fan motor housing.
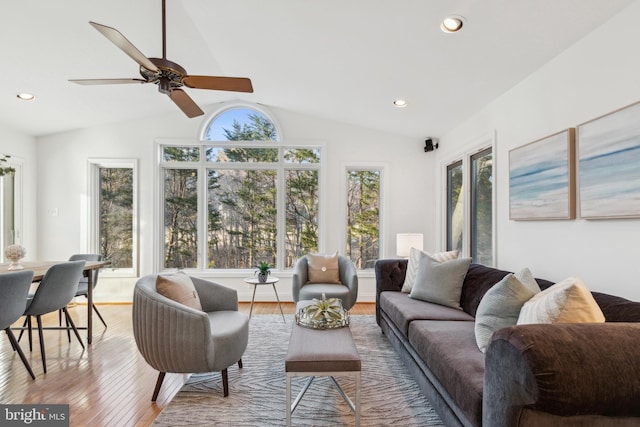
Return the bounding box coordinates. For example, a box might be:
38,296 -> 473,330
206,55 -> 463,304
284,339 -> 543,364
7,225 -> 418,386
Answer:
141,57 -> 187,94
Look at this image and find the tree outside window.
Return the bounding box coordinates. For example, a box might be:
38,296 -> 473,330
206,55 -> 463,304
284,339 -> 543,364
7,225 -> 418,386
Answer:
346,169 -> 380,269
92,161 -> 136,273
160,106 -> 320,270
446,161 -> 463,253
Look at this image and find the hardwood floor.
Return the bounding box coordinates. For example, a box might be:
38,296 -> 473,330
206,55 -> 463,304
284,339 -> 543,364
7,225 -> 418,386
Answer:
0,301 -> 375,426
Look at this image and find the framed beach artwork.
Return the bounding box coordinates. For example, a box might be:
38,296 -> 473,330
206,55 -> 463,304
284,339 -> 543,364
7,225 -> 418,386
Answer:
577,101 -> 640,219
509,129 -> 576,220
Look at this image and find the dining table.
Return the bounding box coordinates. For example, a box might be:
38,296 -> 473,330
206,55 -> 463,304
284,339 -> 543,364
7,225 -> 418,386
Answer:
0,260 -> 111,344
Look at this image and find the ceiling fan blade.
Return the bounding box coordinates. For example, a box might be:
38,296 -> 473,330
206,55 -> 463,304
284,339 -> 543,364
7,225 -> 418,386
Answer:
182,76 -> 254,93
89,21 -> 159,72
69,78 -> 148,85
169,89 -> 204,118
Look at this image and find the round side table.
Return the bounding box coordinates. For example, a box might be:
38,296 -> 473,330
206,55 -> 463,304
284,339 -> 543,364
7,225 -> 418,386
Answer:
244,276 -> 286,322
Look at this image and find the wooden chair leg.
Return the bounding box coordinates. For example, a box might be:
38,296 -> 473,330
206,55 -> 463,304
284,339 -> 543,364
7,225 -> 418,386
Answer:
27,316 -> 33,352
238,358 -> 243,369
93,303 -> 108,328
222,368 -> 229,397
35,315 -> 46,374
152,372 -> 166,402
5,328 -> 35,380
65,311 -> 71,343
17,317 -> 28,343
63,307 -> 85,349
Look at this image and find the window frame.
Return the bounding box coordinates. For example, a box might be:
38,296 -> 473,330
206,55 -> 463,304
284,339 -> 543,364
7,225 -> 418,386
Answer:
88,158 -> 139,277
340,162 -> 387,271
440,133 -> 496,265
156,141 -> 323,273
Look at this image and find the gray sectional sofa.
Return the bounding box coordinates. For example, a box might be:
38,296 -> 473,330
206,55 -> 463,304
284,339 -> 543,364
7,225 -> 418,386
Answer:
375,260 -> 640,427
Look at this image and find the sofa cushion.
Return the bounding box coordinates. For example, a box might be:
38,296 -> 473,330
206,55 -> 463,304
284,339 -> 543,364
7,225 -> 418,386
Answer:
380,291 -> 473,337
591,291 -> 640,322
307,252 -> 341,284
409,320 -> 485,427
401,248 -> 460,293
475,268 -> 541,352
156,272 -> 203,311
518,277 -> 605,324
409,254 -> 471,310
460,264 -> 555,317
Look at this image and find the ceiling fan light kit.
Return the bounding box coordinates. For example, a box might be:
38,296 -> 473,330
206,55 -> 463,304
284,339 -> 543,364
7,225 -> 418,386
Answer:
69,0 -> 253,118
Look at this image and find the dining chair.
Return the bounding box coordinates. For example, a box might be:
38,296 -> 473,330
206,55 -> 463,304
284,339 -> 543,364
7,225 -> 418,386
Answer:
22,260 -> 86,373
68,254 -> 107,328
0,270 -> 36,379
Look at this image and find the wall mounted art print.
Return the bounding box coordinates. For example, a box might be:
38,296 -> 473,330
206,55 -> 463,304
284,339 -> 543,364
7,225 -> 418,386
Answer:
509,129 -> 576,220
578,101 -> 640,219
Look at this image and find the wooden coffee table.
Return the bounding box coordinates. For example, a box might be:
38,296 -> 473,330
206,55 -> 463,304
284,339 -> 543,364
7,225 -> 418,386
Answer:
285,301 -> 361,426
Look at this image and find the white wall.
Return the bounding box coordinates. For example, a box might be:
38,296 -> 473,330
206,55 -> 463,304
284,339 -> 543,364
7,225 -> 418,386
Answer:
35,104 -> 435,302
0,124 -> 37,258
436,1 -> 640,300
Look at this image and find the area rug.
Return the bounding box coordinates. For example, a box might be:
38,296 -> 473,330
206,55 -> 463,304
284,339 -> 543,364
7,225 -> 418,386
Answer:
153,315 -> 444,426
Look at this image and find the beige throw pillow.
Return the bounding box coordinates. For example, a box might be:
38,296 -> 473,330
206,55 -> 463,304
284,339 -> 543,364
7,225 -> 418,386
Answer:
474,268 -> 541,353
156,272 -> 203,311
517,277 -> 605,325
307,252 -> 341,284
401,248 -> 460,293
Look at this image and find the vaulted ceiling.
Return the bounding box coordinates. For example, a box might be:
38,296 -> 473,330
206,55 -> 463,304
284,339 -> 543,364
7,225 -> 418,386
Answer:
1,0 -> 635,138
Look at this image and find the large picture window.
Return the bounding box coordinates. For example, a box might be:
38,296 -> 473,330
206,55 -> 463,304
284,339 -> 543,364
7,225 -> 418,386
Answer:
159,106 -> 320,271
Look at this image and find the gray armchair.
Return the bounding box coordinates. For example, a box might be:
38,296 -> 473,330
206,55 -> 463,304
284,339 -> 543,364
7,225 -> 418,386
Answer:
132,274 -> 249,401
292,255 -> 359,310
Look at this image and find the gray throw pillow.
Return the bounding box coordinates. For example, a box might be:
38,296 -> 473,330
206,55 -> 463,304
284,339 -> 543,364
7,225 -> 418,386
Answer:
408,252 -> 472,310
474,268 -> 541,353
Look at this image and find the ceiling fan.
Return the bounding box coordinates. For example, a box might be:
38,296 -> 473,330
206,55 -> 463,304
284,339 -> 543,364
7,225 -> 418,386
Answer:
69,0 -> 253,118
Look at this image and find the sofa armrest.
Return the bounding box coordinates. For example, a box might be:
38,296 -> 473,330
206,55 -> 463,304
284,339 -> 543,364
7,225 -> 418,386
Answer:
374,259 -> 407,325
484,323 -> 640,426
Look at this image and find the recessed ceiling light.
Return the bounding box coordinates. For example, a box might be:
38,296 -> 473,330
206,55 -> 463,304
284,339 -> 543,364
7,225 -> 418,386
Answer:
17,92 -> 35,101
441,16 -> 464,33
393,99 -> 408,108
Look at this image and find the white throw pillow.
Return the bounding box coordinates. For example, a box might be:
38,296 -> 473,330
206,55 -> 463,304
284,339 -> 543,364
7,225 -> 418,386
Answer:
408,252 -> 471,310
474,268 -> 541,353
401,247 -> 460,293
517,277 -> 605,325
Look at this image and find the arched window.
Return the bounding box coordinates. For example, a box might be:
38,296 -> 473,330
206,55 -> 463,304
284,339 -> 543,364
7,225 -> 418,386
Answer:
159,104 -> 321,272
204,107 -> 279,142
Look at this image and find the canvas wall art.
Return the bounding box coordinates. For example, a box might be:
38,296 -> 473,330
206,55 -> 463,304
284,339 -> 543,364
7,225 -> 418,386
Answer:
578,101 -> 640,219
509,129 -> 576,220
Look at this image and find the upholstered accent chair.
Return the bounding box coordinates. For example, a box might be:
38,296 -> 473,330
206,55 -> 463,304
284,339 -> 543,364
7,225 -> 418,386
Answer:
292,255 -> 359,310
132,274 -> 249,401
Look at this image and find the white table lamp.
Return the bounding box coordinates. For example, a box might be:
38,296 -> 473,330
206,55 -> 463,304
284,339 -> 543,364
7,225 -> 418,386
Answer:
396,233 -> 424,258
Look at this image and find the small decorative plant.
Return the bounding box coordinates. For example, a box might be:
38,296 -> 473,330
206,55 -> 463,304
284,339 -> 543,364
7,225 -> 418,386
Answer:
295,293 -> 349,329
5,244 -> 26,270
305,293 -> 344,323
255,261 -> 271,283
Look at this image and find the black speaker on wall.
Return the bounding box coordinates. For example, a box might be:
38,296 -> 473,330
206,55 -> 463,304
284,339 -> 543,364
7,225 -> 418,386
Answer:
424,138 -> 439,152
